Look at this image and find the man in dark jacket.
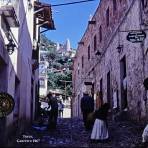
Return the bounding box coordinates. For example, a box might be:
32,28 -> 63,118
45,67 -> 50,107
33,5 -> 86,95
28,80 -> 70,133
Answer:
81,91 -> 94,130
47,93 -> 58,129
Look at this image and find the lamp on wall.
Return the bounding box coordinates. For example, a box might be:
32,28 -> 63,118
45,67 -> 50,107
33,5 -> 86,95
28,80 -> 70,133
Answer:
95,50 -> 101,56
6,39 -> 16,55
117,44 -> 123,53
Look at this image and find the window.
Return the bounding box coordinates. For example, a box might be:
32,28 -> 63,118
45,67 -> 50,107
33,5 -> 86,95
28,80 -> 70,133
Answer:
82,56 -> 84,68
100,78 -> 103,101
88,45 -> 90,60
120,56 -> 126,78
106,8 -> 110,26
39,78 -> 45,87
120,56 -> 127,109
113,0 -> 117,13
107,71 -> 111,106
94,35 -> 97,51
142,0 -> 144,8
142,0 -> 148,9
99,26 -> 102,42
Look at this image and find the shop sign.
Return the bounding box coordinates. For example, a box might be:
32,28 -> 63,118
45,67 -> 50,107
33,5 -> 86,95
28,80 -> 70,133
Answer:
127,31 -> 146,43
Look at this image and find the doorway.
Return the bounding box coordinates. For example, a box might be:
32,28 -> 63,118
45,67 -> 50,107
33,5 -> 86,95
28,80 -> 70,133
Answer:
107,71 -> 111,107
120,56 -> 128,110
13,76 -> 20,128
91,83 -> 94,98
100,78 -> 103,103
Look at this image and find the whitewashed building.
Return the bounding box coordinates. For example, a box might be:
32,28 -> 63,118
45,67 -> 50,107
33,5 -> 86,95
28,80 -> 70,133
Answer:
0,0 -> 55,146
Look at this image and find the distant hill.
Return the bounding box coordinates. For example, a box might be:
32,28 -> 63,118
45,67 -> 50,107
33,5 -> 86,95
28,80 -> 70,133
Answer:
40,35 -> 76,99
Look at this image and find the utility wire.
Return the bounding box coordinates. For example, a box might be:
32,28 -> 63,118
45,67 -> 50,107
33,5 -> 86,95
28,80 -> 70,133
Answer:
51,0 -> 96,7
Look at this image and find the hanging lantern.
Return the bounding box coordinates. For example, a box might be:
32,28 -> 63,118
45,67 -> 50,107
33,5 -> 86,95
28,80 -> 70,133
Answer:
6,39 -> 16,55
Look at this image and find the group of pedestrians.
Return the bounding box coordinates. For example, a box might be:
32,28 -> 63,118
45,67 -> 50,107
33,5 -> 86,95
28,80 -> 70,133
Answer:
81,90 -> 110,142
80,78 -> 148,144
42,89 -> 109,141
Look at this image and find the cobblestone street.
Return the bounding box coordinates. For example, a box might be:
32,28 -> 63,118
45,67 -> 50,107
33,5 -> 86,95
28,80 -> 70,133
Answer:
9,118 -> 148,148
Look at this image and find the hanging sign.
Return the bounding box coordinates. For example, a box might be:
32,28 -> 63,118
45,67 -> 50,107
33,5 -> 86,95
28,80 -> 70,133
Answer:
0,92 -> 15,117
126,31 -> 146,43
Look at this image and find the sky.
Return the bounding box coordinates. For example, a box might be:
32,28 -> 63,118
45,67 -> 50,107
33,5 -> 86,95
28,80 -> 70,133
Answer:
41,0 -> 100,49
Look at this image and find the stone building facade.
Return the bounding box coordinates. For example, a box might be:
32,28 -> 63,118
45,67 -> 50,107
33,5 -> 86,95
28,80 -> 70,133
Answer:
72,0 -> 148,120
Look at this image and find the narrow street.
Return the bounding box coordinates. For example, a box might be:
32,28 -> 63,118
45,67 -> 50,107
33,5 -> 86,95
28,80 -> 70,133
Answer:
9,117 -> 146,148
1,0 -> 148,148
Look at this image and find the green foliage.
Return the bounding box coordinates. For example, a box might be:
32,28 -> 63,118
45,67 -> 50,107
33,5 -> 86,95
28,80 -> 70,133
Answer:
40,34 -> 73,98
47,52 -> 56,60
66,84 -> 72,96
40,35 -> 55,51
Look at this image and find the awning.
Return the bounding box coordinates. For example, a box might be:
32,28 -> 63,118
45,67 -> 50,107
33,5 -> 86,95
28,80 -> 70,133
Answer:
34,1 -> 55,31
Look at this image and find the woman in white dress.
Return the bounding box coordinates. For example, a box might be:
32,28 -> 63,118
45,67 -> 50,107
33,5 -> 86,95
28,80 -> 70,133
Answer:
90,103 -> 110,142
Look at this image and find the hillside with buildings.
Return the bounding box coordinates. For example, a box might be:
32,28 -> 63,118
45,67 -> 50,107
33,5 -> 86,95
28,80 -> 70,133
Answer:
39,35 -> 76,101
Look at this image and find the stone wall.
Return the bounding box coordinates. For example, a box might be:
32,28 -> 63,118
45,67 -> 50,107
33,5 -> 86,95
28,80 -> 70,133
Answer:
73,0 -> 148,120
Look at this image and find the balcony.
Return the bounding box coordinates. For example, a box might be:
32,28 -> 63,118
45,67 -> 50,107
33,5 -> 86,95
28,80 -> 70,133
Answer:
0,0 -> 19,27
34,1 -> 55,32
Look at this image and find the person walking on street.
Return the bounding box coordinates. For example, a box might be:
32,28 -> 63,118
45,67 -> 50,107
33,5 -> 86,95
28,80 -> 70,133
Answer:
58,100 -> 64,118
81,91 -> 94,130
47,93 -> 58,129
